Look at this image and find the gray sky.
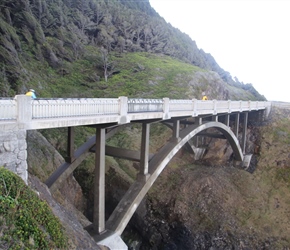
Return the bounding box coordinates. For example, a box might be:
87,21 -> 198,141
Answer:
149,0 -> 290,102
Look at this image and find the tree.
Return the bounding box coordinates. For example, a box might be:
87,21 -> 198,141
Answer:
100,47 -> 116,82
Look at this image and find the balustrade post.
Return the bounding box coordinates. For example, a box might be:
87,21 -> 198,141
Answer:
163,98 -> 170,119
213,99 -> 217,115
16,95 -> 32,126
192,99 -> 197,116
118,96 -> 129,124
228,100 -> 231,113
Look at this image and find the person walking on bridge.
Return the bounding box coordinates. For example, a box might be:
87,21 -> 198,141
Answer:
202,92 -> 208,100
25,89 -> 37,99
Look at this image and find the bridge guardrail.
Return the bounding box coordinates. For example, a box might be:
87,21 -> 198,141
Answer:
0,96 -> 271,125
169,99 -> 193,111
128,98 -> 163,113
32,98 -> 119,119
0,98 -> 16,120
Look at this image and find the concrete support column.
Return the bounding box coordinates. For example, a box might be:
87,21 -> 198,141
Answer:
225,114 -> 230,126
234,113 -> 240,137
65,127 -> 75,163
241,112 -> 248,154
93,127 -> 106,234
194,117 -> 202,147
172,119 -> 180,141
138,123 -> 150,181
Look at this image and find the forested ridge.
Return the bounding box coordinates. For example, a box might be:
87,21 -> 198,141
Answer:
0,0 -> 264,100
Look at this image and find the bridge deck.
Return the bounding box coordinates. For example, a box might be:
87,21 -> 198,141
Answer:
0,96 -> 271,130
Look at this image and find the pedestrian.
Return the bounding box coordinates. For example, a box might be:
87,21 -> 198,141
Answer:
202,92 -> 208,100
26,89 -> 37,99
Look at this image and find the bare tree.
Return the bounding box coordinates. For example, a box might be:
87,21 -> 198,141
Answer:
100,47 -> 116,82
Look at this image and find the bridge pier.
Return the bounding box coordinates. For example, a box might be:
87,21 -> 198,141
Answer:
234,113 -> 240,137
172,119 -> 180,141
93,127 -> 106,234
241,112 -> 248,154
225,114 -> 230,126
65,127 -> 75,163
137,122 -> 150,182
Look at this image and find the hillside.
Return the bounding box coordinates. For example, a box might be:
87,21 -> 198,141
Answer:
0,0 -> 265,100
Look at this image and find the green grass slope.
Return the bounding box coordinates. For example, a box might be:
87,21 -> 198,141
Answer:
0,167 -> 68,249
21,49 -> 262,101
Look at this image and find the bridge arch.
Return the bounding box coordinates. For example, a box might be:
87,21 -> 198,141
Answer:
105,121 -> 244,235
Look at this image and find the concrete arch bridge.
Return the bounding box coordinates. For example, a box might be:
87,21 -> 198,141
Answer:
0,96 -> 271,249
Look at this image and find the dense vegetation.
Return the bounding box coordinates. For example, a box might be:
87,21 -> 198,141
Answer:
0,167 -> 68,249
0,0 -> 265,100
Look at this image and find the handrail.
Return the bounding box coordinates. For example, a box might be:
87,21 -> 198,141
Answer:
0,96 -> 271,125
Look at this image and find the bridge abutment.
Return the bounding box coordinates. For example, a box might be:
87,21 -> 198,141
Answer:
0,123 -> 28,184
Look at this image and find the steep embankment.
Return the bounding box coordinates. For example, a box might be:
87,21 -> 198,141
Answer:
26,131 -> 103,249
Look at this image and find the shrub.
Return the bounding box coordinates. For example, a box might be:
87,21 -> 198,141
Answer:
0,167 -> 68,249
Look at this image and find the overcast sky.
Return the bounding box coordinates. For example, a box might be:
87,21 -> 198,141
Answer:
149,0 -> 290,102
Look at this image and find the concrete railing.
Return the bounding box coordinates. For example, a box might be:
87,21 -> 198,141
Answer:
0,96 -> 271,129
0,98 -> 17,120
32,98 -> 119,119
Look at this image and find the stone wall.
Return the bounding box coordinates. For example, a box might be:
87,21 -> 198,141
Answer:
0,123 -> 27,184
